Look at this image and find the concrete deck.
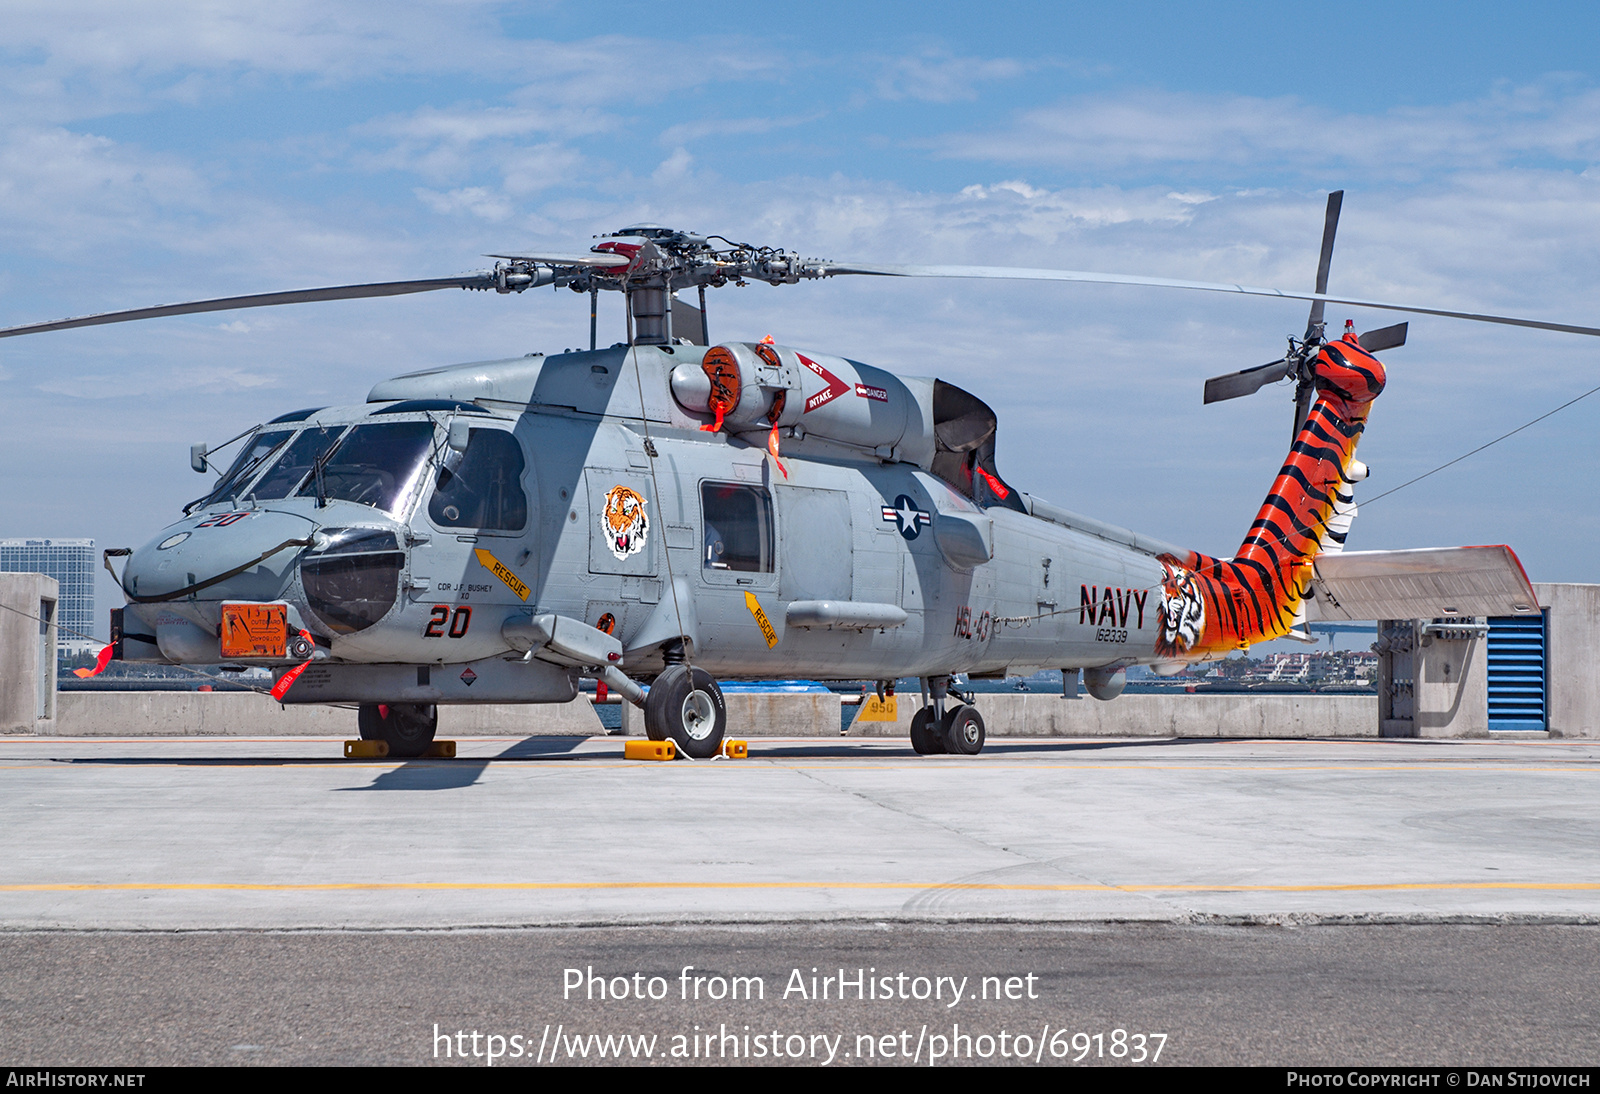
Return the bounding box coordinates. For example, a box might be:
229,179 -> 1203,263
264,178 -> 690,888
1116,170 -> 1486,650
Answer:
3,734 -> 1597,930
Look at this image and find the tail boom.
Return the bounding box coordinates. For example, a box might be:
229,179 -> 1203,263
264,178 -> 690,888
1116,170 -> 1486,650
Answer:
1155,335 -> 1386,658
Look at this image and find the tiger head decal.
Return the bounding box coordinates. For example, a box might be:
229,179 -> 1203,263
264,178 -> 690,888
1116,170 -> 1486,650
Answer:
1155,560 -> 1206,657
601,485 -> 650,561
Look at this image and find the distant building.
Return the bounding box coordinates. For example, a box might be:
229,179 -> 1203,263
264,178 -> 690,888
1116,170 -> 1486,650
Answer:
0,539 -> 96,652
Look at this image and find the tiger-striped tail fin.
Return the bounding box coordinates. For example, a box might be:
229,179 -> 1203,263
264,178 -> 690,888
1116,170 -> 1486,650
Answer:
1154,335 -> 1385,657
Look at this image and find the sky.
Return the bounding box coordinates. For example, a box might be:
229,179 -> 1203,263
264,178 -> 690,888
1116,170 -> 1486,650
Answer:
3,1 -> 1599,640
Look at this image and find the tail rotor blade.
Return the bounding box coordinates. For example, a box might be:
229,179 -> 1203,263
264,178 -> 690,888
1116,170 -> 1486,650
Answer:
1305,190 -> 1344,338
1357,321 -> 1408,353
1203,358 -> 1291,404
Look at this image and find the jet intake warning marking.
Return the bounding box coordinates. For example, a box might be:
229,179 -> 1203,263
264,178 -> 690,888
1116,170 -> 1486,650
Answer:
881,495 -> 931,540
799,353 -> 849,413
473,548 -> 530,601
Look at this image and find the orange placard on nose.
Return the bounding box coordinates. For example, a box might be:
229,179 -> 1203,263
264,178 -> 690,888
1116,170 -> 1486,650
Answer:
220,602 -> 288,659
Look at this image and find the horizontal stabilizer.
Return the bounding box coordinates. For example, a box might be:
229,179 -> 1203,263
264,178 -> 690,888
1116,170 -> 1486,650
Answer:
1303,545 -> 1540,622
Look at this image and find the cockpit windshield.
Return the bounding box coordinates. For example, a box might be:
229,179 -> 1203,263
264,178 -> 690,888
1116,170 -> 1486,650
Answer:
295,421 -> 436,515
193,428 -> 292,510
249,426 -> 349,502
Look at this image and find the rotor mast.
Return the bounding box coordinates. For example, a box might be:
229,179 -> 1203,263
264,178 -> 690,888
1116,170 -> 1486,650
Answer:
493,225 -> 823,347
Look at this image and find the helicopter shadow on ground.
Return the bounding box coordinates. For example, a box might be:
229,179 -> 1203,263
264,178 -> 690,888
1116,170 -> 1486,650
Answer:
349,736 -> 1243,777
694,736 -> 1228,760
339,735 -> 592,792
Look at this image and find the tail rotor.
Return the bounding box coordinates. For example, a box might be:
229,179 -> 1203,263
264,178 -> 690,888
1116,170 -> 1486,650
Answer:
1201,191 -> 1407,436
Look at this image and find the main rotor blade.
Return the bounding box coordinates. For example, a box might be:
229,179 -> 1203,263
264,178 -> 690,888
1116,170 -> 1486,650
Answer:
0,274 -> 499,340
1306,190 -> 1344,337
811,262 -> 1600,339
1358,321 -> 1408,352
1203,358 -> 1291,404
485,252 -> 630,268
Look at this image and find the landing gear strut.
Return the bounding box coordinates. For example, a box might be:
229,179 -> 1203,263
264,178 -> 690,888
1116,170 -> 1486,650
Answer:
909,675 -> 985,756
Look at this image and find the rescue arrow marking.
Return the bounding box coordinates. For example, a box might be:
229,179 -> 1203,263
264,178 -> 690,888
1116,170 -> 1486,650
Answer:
474,548 -> 530,602
745,591 -> 779,648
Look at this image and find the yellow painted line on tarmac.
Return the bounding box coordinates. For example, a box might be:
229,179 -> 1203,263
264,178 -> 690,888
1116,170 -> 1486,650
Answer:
3,760 -> 1598,774
2,881 -> 1598,894
756,764 -> 1600,774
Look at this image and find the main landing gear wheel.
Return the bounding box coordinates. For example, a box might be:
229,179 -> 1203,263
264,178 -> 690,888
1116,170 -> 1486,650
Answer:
644,665 -> 726,759
941,704 -> 985,756
909,707 -> 946,755
358,702 -> 438,759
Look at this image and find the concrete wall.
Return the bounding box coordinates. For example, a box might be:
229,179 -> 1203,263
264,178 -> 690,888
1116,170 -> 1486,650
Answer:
849,692 -> 1378,738
721,692 -> 840,737
24,583 -> 1600,741
0,573 -> 57,734
1536,583 -> 1600,739
54,691 -> 607,737
48,688 -> 1377,739
49,690 -> 845,738
1414,628 -> 1487,738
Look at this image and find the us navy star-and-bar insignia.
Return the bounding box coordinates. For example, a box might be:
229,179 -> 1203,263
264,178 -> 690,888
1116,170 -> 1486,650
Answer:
881,494 -> 931,540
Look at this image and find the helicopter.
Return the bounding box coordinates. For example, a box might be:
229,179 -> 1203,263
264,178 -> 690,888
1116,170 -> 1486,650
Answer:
3,192 -> 1573,759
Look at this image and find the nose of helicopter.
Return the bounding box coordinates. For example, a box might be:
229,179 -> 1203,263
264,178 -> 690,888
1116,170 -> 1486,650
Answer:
124,509 -> 319,603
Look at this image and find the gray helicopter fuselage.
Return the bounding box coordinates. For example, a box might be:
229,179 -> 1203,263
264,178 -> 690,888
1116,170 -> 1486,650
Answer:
116,343 -> 1187,703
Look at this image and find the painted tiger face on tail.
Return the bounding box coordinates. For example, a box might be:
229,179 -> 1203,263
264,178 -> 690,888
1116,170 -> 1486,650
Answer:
1155,561 -> 1206,657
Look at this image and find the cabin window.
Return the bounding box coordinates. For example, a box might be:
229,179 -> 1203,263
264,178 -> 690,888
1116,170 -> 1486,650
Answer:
429,428 -> 528,531
701,482 -> 773,573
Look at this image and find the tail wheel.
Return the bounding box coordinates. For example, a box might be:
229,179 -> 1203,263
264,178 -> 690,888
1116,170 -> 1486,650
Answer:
357,702 -> 438,758
644,665 -> 726,759
909,707 -> 945,755
940,704 -> 985,756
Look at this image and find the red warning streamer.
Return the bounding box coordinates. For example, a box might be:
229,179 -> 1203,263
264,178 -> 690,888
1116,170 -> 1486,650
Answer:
766,390 -> 788,479
73,644 -> 115,679
976,465 -> 1010,499
270,630 -> 317,701
767,426 -> 788,479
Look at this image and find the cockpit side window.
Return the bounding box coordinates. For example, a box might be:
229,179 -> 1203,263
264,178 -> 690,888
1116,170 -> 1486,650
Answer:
701,482 -> 774,572
195,429 -> 293,508
429,428 -> 528,531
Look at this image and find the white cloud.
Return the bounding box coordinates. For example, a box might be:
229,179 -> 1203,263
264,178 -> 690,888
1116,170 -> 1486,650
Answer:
873,51 -> 1028,103
415,186 -> 514,221
939,82 -> 1600,175
652,147 -> 693,183
0,125 -> 209,253
658,113 -> 823,147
